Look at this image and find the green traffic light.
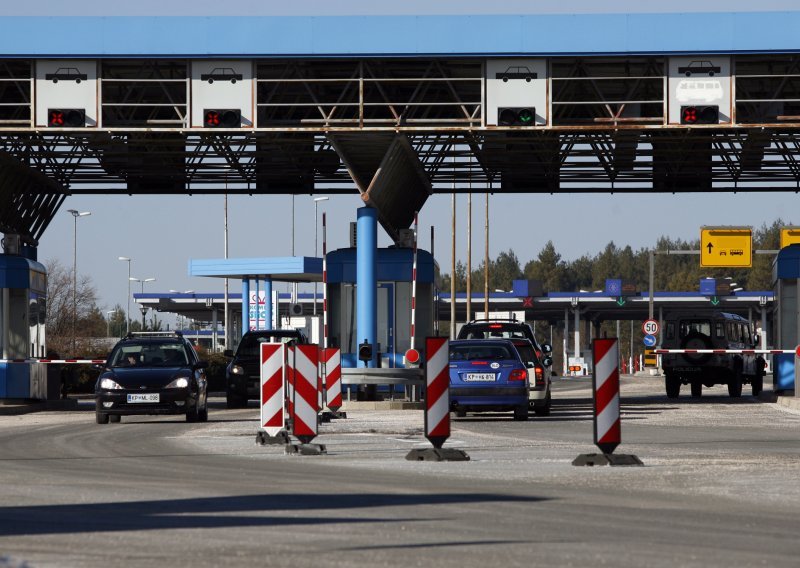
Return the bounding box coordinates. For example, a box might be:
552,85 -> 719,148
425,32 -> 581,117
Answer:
518,108 -> 534,124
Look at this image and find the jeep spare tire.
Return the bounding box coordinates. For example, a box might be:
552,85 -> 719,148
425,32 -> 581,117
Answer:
680,332 -> 713,365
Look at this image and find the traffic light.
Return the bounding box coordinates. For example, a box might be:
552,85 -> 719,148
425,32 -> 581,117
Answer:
203,109 -> 241,128
358,340 -> 373,364
680,105 -> 719,125
47,109 -> 85,127
498,107 -> 536,126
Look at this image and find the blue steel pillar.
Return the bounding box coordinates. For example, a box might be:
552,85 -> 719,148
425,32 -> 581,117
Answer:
254,279 -> 260,330
263,277 -> 273,330
357,207 -> 377,368
242,279 -> 250,336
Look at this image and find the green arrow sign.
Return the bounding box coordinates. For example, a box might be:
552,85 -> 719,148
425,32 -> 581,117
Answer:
710,296 -> 720,306
616,297 -> 626,306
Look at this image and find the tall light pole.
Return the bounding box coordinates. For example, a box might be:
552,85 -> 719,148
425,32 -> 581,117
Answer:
67,209 -> 91,353
313,196 -> 329,315
106,310 -> 115,338
118,257 -> 132,334
130,277 -> 155,330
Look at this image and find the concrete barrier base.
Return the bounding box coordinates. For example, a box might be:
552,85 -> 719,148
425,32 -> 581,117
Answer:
573,453 -> 644,467
405,448 -> 470,462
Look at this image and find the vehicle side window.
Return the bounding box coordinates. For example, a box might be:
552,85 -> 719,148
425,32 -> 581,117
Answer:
715,323 -> 725,338
666,323 -> 675,340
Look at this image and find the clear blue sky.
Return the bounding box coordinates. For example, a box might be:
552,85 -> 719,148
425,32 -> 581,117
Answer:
12,1 -> 800,317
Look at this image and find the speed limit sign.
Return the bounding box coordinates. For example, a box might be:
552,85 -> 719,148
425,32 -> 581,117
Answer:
642,319 -> 659,335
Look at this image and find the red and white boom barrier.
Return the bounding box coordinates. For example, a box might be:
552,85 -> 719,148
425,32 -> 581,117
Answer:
655,349 -> 792,355
406,337 -> 469,462
573,338 -> 642,467
0,359 -> 105,364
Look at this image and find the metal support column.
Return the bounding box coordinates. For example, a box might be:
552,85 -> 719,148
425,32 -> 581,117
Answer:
241,279 -> 250,336
212,308 -> 218,351
761,306 -> 768,351
574,307 -> 580,359
357,207 -> 377,368
563,308 -> 569,376
648,250 -> 655,320
264,277 -> 273,330
254,279 -> 260,330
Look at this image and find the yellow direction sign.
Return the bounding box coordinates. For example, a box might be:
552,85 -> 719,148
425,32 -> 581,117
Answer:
780,226 -> 800,249
700,226 -> 752,268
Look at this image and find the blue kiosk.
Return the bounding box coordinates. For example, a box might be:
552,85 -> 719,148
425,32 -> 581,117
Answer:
0,248 -> 49,399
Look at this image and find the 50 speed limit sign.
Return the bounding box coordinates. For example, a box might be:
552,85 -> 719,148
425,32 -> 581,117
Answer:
642,319 -> 659,335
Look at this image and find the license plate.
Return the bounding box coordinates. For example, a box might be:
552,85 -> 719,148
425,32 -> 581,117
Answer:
675,367 -> 701,373
464,373 -> 496,382
127,393 -> 159,403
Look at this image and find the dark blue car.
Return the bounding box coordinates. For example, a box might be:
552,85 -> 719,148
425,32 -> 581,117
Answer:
95,332 -> 208,424
449,339 -> 530,421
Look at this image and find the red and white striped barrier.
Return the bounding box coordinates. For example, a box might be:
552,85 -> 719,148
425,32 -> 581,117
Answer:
593,338 -> 621,454
260,343 -> 285,438
410,212 -> 419,351
291,344 -> 320,444
321,347 -> 342,413
424,337 -> 450,449
322,212 -> 328,349
0,359 -> 105,364
655,349 -> 790,355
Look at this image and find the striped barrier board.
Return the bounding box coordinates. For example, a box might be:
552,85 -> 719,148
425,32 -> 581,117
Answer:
260,343 -> 285,438
655,349 -> 795,355
593,338 -> 621,454
286,346 -> 296,427
0,359 -> 106,364
291,344 -> 320,444
321,348 -> 342,413
424,337 -> 450,449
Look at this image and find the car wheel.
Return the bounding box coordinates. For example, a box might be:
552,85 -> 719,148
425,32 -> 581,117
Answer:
198,402 -> 208,422
208,78 -> 214,84
455,409 -> 467,418
226,391 -> 247,409
186,403 -> 199,423
690,381 -> 702,398
708,71 -> 715,76
534,402 -> 551,417
685,71 -> 691,77
665,373 -> 681,398
95,410 -> 109,424
109,415 -> 121,423
231,78 -> 237,84
728,367 -> 743,398
513,406 -> 529,421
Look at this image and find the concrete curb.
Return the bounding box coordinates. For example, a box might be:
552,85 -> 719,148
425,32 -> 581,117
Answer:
0,398 -> 79,416
758,390 -> 800,410
340,401 -> 424,411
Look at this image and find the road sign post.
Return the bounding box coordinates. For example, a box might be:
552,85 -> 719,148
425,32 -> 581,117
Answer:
573,338 -> 643,467
406,337 -> 469,462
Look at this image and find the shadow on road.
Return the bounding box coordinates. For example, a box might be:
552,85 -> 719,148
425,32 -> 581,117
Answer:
0,492 -> 550,537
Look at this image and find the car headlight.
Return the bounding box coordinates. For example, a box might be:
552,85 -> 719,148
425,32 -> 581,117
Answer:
166,377 -> 190,389
231,365 -> 244,375
100,378 -> 122,390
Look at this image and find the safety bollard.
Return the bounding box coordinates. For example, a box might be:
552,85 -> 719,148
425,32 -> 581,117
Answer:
255,343 -> 289,446
573,338 -> 642,467
406,337 -> 469,462
286,344 -> 326,455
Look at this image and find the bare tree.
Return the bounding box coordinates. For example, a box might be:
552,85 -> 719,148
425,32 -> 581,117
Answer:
44,258 -> 101,356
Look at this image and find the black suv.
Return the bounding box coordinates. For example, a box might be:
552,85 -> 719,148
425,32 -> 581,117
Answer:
224,329 -> 308,408
457,319 -> 552,358
95,332 -> 209,424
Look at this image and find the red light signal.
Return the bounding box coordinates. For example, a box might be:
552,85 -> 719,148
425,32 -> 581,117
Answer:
203,109 -> 241,128
47,108 -> 85,127
680,105 -> 719,125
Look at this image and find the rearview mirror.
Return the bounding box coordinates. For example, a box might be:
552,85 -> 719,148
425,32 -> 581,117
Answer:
542,343 -> 553,354
543,356 -> 553,368
223,349 -> 234,358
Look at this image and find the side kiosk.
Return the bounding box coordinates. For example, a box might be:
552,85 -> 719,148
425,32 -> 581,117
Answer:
0,235 -> 51,400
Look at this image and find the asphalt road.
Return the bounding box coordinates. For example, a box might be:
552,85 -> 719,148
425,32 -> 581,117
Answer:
1,376 -> 799,568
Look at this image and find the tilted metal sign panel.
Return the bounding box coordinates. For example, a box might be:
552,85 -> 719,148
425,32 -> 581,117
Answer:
668,56 -> 731,125
486,58 -> 547,126
35,60 -> 97,127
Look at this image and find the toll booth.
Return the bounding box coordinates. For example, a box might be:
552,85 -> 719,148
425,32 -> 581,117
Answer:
326,247 -> 437,368
773,244 -> 800,391
0,253 -> 49,399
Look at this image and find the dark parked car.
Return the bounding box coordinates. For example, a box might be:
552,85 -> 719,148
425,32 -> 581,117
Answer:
457,318 -> 552,359
95,332 -> 208,424
449,339 -> 531,421
224,329 -> 308,408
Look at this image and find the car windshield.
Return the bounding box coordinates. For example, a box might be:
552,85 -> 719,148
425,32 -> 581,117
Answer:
450,344 -> 515,361
463,327 -> 529,340
236,334 -> 299,358
110,342 -> 189,367
679,320 -> 711,338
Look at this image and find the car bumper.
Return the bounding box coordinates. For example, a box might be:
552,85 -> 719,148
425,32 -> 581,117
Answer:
227,374 -> 259,399
528,387 -> 549,402
96,388 -> 195,415
450,386 -> 527,409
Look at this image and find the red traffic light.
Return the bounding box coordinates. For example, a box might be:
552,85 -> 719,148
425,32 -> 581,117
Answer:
47,108 -> 85,127
203,109 -> 241,128
680,105 -> 719,125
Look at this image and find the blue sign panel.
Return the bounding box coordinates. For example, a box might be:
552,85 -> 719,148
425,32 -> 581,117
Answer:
605,279 -> 622,296
699,278 -> 717,296
643,334 -> 657,347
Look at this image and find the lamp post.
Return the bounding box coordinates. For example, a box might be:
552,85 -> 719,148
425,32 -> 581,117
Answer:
313,196 -> 329,315
118,257 -> 132,334
106,310 -> 115,338
67,209 -> 91,353
130,277 -> 155,330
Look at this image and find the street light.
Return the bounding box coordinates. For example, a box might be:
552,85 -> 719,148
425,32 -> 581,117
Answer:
67,209 -> 91,353
118,257 -> 131,334
313,196 -> 329,315
130,277 -> 156,330
106,310 -> 116,338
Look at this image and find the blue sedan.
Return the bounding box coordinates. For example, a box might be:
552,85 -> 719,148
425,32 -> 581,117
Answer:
448,339 -> 530,421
